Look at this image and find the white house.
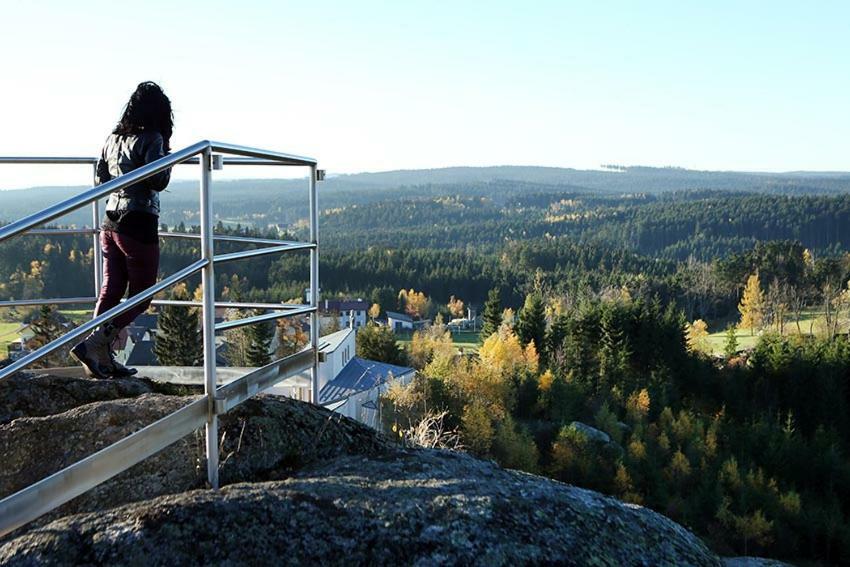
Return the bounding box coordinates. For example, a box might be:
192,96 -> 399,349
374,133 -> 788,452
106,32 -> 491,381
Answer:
386,311 -> 414,332
319,356 -> 415,430
320,299 -> 369,330
266,327 -> 415,430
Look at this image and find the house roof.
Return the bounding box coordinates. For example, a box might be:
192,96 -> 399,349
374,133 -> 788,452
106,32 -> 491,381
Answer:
125,339 -> 158,366
322,299 -> 369,312
318,328 -> 353,354
319,356 -> 414,404
385,311 -> 413,323
133,313 -> 159,331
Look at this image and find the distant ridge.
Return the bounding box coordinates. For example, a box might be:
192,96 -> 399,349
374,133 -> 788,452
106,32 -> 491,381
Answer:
3,165 -> 850,229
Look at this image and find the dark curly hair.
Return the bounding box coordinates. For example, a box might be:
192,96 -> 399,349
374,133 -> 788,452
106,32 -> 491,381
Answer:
113,82 -> 173,151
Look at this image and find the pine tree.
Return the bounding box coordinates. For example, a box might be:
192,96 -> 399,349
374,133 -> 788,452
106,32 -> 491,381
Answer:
154,284 -> 203,366
723,324 -> 739,359
480,288 -> 503,339
516,293 -> 546,350
738,273 -> 764,336
246,312 -> 273,367
544,313 -> 569,369
597,305 -> 630,395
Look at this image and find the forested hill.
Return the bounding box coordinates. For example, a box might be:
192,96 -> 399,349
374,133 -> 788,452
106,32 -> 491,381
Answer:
2,165 -> 850,229
330,165 -> 850,195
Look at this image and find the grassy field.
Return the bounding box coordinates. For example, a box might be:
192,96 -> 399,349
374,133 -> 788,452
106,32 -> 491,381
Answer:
59,309 -> 93,325
0,322 -> 25,358
396,329 -> 481,354
0,310 -> 92,359
704,310 -> 830,355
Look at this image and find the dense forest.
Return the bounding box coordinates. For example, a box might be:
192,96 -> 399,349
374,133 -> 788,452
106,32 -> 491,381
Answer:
379,295 -> 850,563
3,168 -> 850,563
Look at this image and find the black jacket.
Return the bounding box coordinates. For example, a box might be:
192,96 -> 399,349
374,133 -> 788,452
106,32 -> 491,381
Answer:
96,131 -> 171,216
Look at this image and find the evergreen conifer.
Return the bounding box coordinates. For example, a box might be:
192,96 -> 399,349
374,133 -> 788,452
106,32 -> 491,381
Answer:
516,293 -> 546,350
154,284 -> 203,366
480,287 -> 503,339
246,313 -> 273,367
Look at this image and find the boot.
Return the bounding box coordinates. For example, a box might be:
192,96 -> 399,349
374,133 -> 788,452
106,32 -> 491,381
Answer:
70,323 -> 117,380
99,326 -> 138,377
105,350 -> 138,377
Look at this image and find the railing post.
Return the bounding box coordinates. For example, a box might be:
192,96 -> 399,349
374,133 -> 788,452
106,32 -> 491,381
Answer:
91,164 -> 103,297
199,147 -> 219,489
309,165 -> 319,404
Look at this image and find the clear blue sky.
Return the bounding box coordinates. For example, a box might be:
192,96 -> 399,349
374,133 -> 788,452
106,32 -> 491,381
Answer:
1,1 -> 848,188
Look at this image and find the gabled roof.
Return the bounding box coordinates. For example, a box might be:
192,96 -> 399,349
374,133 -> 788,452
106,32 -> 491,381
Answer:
125,339 -> 158,366
319,356 -> 414,404
323,299 -> 369,312
318,328 -> 353,354
385,311 -> 413,323
133,313 -> 159,331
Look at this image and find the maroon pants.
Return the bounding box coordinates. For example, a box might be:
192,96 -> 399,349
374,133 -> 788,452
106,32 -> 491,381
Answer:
94,230 -> 160,329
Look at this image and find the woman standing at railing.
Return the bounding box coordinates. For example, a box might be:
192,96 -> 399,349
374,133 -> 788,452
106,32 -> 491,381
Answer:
71,82 -> 173,379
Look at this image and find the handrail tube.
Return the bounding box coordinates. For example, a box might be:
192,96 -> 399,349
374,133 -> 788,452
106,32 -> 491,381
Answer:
0,154 -> 312,167
0,157 -> 97,164
0,396 -> 209,537
90,163 -> 103,293
213,243 -> 315,264
26,228 -> 97,236
214,306 -> 315,332
0,297 -> 96,308
0,297 -> 311,311
160,232 -> 309,247
216,348 -> 314,414
153,299 -> 310,310
309,164 -> 319,403
18,230 -> 311,249
198,148 -> 219,489
0,141 -> 209,244
0,259 -> 208,381
209,141 -> 316,166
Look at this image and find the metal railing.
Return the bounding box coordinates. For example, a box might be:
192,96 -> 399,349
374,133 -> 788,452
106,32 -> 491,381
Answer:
0,140 -> 321,536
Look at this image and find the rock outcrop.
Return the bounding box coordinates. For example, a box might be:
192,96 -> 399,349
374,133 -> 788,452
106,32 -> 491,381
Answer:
0,374 -> 392,530
0,374 -> 791,566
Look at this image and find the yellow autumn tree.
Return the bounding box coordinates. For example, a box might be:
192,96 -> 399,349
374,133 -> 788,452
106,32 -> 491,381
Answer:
802,248 -> 814,269
399,288 -> 429,319
461,401 -> 494,455
538,369 -> 555,392
368,303 -> 380,320
738,273 -> 764,335
685,319 -> 709,353
447,295 -> 465,318
479,326 -> 527,379
524,340 -> 540,375
626,388 -> 651,422
276,316 -> 309,357
500,307 -> 515,328
409,323 -> 455,370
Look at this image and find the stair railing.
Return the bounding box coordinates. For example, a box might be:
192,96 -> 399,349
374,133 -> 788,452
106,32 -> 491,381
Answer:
0,141 -> 321,536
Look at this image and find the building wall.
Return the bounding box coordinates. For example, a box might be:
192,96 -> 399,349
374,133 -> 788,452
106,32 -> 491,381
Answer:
337,309 -> 367,329
388,316 -> 414,332
331,370 -> 415,430
317,330 -> 355,393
